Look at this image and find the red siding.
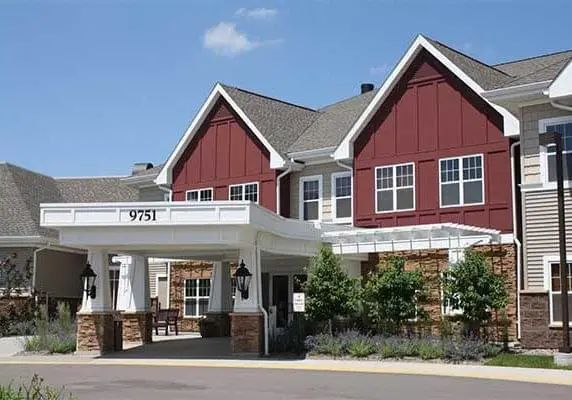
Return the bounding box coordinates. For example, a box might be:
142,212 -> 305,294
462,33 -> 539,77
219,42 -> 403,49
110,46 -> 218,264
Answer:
354,50 -> 512,233
172,99 -> 278,212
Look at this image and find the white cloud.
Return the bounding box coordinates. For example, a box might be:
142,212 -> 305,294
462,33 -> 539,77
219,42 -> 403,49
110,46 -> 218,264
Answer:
369,64 -> 390,77
203,22 -> 282,57
235,7 -> 278,20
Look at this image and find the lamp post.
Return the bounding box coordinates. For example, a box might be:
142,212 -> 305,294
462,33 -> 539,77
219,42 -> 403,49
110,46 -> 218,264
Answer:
234,259 -> 252,300
80,262 -> 97,300
539,131 -> 570,353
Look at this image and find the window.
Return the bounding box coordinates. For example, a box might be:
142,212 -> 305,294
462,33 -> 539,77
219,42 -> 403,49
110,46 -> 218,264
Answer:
540,117 -> 572,182
375,163 -> 415,213
442,248 -> 463,316
299,175 -> 322,221
547,259 -> 572,324
331,172 -> 352,222
440,155 -> 483,207
186,188 -> 213,202
229,182 -> 259,203
109,268 -> 120,311
184,278 -> 211,317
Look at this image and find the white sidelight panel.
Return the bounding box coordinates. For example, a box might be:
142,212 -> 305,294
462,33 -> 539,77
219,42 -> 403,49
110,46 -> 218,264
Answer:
81,249 -> 112,313
115,255 -> 150,312
233,247 -> 261,313
208,261 -> 232,313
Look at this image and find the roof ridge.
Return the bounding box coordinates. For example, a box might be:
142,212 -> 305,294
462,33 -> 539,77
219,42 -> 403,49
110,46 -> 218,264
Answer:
317,89 -> 379,111
220,83 -> 316,113
493,49 -> 572,67
55,175 -> 127,180
2,162 -> 54,180
427,38 -> 512,77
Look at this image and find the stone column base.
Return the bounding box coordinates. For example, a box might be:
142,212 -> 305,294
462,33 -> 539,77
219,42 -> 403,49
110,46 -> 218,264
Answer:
202,312 -> 231,337
76,312 -> 115,354
230,312 -> 264,354
121,312 -> 153,344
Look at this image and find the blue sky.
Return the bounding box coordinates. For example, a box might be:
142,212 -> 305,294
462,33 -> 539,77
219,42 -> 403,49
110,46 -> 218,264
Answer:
1,0 -> 571,177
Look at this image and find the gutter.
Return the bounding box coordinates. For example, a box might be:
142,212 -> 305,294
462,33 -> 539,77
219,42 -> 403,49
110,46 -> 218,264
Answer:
550,100 -> 572,112
482,81 -> 551,102
510,141 -> 523,340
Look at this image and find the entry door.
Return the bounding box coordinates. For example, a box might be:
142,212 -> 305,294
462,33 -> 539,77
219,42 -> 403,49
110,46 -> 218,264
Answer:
157,276 -> 168,309
272,275 -> 289,329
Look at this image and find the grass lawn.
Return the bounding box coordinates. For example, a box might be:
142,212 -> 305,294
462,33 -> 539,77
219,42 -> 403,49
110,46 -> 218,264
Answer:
485,353 -> 572,370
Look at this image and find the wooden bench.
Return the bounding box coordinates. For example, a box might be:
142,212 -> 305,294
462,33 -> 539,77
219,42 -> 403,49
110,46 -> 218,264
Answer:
153,308 -> 180,336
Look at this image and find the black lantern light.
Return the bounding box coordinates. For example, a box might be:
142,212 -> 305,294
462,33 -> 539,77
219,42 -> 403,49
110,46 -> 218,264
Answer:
234,259 -> 252,300
80,262 -> 97,299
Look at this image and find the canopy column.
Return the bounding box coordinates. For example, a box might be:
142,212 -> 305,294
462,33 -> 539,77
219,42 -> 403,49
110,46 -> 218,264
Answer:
203,261 -> 233,337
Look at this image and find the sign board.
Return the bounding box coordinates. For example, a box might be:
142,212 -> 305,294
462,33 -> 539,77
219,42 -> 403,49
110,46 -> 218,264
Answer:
293,292 -> 305,313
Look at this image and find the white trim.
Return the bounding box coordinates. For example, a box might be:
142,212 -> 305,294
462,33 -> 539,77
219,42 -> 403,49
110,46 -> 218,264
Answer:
483,81 -> 551,102
548,60 -> 572,100
0,236 -> 58,247
299,175 -> 323,222
228,181 -> 260,203
183,277 -> 211,318
333,35 -> 520,160
374,162 -> 416,214
185,187 -> 214,202
538,115 -> 572,186
439,154 -> 485,208
287,147 -> 336,163
155,273 -> 168,308
543,254 -> 572,325
156,84 -> 287,185
330,171 -> 352,224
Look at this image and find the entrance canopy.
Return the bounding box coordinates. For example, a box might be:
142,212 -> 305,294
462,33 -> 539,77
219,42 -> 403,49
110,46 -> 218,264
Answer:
40,201 -> 322,258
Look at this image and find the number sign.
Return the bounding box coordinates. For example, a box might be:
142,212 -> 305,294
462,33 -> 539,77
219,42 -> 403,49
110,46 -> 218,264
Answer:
128,209 -> 157,222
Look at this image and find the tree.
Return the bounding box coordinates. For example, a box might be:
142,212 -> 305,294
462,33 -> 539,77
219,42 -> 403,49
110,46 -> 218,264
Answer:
361,256 -> 427,335
0,253 -> 33,298
441,249 -> 508,337
304,245 -> 359,333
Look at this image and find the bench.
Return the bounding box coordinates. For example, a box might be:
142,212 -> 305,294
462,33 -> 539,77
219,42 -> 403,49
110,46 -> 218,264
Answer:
153,308 -> 180,336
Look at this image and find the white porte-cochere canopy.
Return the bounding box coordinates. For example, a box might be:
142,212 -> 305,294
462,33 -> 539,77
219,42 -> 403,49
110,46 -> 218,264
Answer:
40,201 -> 322,257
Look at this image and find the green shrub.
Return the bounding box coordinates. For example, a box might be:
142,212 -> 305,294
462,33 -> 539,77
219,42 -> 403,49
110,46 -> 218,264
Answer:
23,302 -> 76,354
417,340 -> 444,360
0,374 -> 75,399
347,338 -> 376,358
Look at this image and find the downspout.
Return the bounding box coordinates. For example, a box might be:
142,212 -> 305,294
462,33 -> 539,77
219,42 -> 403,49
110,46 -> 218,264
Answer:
551,100 -> 572,113
32,243 -> 51,294
276,166 -> 293,216
255,231 -> 269,356
511,141 -> 523,340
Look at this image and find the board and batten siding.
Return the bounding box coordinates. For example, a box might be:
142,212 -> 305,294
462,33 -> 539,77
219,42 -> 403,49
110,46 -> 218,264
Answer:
521,103 -> 572,185
149,261 -> 167,298
290,163 -> 350,222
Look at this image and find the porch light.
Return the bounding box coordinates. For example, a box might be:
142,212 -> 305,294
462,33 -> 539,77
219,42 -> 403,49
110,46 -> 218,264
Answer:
80,262 -> 97,299
235,259 -> 252,300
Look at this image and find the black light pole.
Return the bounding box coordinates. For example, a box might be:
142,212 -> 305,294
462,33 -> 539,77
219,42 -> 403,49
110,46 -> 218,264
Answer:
539,131 -> 570,353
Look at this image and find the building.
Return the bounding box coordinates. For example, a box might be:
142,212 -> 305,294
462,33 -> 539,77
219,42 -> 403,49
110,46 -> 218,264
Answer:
3,34 -> 571,352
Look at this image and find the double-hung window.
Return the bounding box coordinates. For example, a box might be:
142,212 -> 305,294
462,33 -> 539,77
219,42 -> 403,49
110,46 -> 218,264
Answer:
375,163 -> 415,213
546,257 -> 572,325
186,188 -> 213,202
440,154 -> 483,207
331,172 -> 352,222
299,175 -> 322,221
184,278 -> 211,317
539,117 -> 572,183
229,182 -> 259,203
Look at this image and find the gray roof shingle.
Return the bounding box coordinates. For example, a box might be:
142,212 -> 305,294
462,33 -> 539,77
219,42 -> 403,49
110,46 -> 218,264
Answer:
0,162 -> 137,239
493,50 -> 572,78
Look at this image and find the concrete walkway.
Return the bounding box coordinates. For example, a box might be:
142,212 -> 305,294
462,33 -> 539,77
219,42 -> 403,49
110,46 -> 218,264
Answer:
0,336 -> 25,357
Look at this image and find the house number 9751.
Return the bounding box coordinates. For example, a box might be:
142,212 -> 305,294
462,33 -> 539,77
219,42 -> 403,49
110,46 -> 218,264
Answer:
128,209 -> 157,222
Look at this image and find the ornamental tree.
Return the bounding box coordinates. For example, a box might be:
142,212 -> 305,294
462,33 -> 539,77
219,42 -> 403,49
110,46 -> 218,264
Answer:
0,253 -> 33,298
361,256 -> 427,335
441,249 -> 508,337
304,245 -> 359,333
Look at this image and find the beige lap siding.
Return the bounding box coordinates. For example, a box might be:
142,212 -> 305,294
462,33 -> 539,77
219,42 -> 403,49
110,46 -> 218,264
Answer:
290,162 -> 350,222
35,249 -> 86,299
148,262 -> 167,298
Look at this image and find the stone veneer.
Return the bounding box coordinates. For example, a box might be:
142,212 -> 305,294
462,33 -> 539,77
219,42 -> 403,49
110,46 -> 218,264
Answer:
362,244 -> 518,340
230,312 -> 264,354
520,292 -> 570,349
121,312 -> 153,344
169,261 -> 213,331
76,312 -> 115,353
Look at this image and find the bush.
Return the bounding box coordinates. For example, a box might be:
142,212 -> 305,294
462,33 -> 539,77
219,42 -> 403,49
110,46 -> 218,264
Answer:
270,315 -> 307,354
23,302 -> 76,354
442,339 -> 502,363
0,374 -> 75,399
346,337 -> 376,358
305,334 -> 345,358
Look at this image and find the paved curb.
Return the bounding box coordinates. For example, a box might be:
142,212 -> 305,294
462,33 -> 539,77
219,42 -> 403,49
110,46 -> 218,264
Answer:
0,357 -> 571,386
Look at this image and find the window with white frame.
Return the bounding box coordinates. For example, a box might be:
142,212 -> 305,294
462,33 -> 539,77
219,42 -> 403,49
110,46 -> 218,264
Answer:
229,182 -> 259,203
540,117 -> 572,182
300,175 -> 322,221
331,172 -> 352,222
375,163 -> 415,213
186,188 -> 213,202
109,267 -> 120,311
440,155 -> 483,207
184,278 -> 211,317
547,259 -> 572,324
